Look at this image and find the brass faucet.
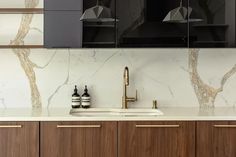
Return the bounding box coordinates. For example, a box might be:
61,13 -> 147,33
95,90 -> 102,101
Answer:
122,66 -> 138,109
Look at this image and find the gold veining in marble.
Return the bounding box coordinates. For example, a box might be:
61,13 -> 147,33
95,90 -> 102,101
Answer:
189,49 -> 236,108
10,0 -> 42,108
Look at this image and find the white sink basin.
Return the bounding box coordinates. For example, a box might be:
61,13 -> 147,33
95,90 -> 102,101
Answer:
70,108 -> 163,117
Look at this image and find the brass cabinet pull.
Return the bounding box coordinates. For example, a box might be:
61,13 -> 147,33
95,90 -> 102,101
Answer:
136,125 -> 180,128
57,125 -> 101,128
0,125 -> 22,128
214,125 -> 236,128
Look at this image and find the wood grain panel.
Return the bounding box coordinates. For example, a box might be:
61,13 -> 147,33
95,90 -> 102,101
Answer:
197,121 -> 236,157
118,121 -> 195,157
40,121 -> 117,157
0,122 -> 39,157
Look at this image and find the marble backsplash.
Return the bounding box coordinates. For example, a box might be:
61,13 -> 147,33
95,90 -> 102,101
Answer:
1,48 -> 236,109
1,0 -> 236,109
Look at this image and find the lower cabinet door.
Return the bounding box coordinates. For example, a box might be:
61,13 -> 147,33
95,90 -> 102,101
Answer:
197,121 -> 236,157
40,122 -> 117,157
118,121 -> 195,157
0,122 -> 39,157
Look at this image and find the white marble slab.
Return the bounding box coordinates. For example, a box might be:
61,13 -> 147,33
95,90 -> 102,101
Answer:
1,49 -> 236,109
0,14 -> 43,45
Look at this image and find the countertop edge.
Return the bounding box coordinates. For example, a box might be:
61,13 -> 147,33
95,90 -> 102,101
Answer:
1,117 -> 236,121
1,107 -> 236,121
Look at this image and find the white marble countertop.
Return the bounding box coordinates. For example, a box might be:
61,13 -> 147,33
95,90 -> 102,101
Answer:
0,107 -> 236,121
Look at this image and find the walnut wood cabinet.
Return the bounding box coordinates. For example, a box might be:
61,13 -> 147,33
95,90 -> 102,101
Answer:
2,120 -> 236,157
118,121 -> 195,157
0,122 -> 39,157
40,121 -> 117,157
197,121 -> 236,157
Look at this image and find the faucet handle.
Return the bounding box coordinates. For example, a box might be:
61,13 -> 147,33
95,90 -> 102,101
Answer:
126,90 -> 138,102
152,100 -> 158,109
135,90 -> 138,101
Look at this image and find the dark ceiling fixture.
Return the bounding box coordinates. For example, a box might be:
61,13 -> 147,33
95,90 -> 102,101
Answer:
163,0 -> 203,23
80,0 -> 115,22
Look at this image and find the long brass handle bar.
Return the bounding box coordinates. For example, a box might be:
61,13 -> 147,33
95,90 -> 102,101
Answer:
57,125 -> 101,128
0,125 -> 22,128
136,125 -> 180,128
214,125 -> 236,128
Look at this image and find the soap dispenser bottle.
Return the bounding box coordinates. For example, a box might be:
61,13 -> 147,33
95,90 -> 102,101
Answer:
72,85 -> 81,108
81,85 -> 91,108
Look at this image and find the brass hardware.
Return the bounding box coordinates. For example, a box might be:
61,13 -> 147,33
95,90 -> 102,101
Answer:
214,125 -> 236,128
122,66 -> 138,109
136,125 -> 180,128
0,8 -> 44,14
152,100 -> 158,109
0,125 -> 22,128
57,125 -> 101,128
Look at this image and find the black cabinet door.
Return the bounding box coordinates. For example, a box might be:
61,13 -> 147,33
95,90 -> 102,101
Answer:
189,0 -> 236,48
44,11 -> 83,48
44,0 -> 83,11
43,0 -> 234,48
116,0 -> 188,48
82,0 -> 117,48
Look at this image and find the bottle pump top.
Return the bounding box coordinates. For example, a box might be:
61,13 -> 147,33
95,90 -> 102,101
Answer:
84,85 -> 88,93
74,85 -> 78,93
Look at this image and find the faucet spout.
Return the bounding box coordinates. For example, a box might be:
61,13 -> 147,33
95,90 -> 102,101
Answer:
122,66 -> 137,109
124,66 -> 129,86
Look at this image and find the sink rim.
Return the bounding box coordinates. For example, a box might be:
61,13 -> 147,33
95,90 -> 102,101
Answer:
70,108 -> 164,117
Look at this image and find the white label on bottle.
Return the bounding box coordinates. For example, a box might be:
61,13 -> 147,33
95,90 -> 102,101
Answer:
81,97 -> 90,106
72,97 -> 80,100
72,102 -> 80,106
81,102 -> 90,106
72,96 -> 80,106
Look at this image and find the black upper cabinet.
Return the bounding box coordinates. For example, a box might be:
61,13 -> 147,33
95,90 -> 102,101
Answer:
44,0 -> 83,48
116,0 -> 188,48
82,0 -> 116,48
189,0 -> 236,48
44,0 -> 83,11
44,0 -> 236,48
44,11 -> 83,48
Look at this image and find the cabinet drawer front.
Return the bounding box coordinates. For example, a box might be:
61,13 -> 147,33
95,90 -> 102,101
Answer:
40,122 -> 117,157
0,122 -> 39,157
197,121 -> 236,157
118,121 -> 195,157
